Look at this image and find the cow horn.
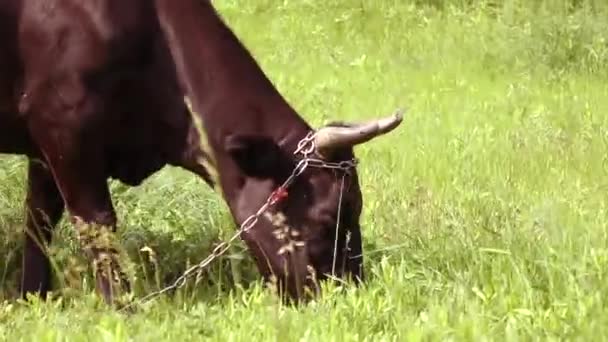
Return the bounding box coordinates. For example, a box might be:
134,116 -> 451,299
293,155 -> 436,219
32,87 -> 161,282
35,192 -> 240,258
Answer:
314,108 -> 405,151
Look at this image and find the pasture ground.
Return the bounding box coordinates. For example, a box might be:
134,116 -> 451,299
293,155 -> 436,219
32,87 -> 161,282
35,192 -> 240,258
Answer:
2,0 -> 608,340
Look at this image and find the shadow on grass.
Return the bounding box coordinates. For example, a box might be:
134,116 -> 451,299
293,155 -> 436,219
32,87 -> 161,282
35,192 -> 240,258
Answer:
0,163 -> 393,306
1,216 -> 393,306
1,219 -> 263,304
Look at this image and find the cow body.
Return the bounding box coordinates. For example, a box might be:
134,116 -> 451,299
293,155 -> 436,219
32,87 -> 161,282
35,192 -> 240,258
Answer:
1,0 -> 199,175
1,0 -> 213,303
0,1 -> 28,154
1,0 -> 402,306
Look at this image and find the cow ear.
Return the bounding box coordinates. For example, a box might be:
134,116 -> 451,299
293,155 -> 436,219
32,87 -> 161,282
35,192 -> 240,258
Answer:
225,134 -> 285,179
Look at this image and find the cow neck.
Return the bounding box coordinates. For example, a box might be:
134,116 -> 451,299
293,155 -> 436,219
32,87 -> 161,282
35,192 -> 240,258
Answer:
156,0 -> 313,177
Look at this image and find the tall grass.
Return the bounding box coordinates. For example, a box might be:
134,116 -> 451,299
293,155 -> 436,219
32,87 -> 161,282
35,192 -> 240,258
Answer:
1,0 -> 608,340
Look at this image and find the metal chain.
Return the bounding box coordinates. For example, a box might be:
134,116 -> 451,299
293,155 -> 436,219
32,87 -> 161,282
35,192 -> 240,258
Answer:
119,131 -> 357,311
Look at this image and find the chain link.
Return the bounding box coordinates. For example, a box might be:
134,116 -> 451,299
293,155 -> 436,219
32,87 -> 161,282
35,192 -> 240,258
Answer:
119,131 -> 357,311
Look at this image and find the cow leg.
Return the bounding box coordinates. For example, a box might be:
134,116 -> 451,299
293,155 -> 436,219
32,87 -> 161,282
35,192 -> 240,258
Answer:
29,140 -> 131,306
52,164 -> 130,306
20,78 -> 131,306
20,158 -> 65,300
54,167 -> 129,306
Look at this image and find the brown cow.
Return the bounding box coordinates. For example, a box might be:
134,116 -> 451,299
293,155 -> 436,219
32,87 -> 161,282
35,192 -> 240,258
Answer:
0,0 -> 403,306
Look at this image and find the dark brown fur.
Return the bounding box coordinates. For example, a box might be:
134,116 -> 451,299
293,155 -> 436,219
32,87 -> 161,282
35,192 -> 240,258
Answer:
0,0 -> 393,305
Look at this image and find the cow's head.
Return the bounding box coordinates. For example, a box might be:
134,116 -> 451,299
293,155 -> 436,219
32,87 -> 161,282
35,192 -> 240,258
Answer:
154,0 -> 403,302
225,109 -> 404,301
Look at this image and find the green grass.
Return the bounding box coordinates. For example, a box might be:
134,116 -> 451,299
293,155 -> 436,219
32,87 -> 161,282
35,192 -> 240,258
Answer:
2,0 -> 608,340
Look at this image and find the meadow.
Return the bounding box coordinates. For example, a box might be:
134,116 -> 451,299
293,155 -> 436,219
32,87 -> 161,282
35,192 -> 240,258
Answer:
2,0 -> 608,340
